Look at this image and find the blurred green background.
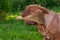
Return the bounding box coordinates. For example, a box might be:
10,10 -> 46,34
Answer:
0,0 -> 60,40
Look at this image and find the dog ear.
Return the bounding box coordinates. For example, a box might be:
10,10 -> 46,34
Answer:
38,6 -> 49,14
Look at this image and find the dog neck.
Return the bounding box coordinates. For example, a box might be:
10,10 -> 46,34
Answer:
44,11 -> 55,29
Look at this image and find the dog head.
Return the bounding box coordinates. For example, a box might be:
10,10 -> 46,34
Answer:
22,4 -> 49,25
17,10 -> 45,26
16,4 -> 48,25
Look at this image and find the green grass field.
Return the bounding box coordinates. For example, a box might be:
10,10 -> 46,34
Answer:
0,7 -> 60,40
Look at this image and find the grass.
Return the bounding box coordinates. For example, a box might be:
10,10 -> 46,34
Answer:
49,6 -> 60,13
0,7 -> 60,40
0,13 -> 43,40
0,20 -> 43,40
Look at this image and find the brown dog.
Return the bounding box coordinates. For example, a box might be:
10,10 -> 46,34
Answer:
16,4 -> 60,40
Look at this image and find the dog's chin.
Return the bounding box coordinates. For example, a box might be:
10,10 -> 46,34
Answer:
25,20 -> 37,25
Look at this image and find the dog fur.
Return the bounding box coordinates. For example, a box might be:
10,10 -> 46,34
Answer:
16,4 -> 60,40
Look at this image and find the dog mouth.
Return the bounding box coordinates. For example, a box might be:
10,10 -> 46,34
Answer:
25,20 -> 37,25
